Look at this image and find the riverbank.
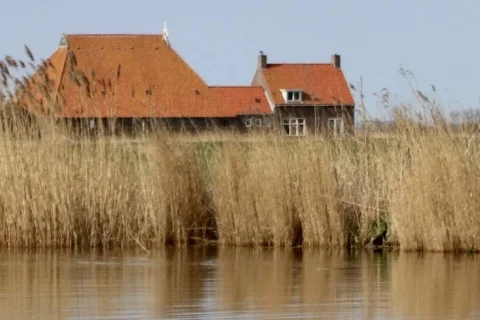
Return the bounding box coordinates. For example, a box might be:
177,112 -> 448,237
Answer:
0,119 -> 479,252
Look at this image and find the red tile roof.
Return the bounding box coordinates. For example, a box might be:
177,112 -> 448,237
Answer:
59,34 -> 213,118
22,34 -> 352,119
208,86 -> 272,116
260,63 -> 354,106
23,34 -> 270,118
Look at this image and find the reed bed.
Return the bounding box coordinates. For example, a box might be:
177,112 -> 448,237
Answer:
0,115 -> 477,251
1,50 -> 480,251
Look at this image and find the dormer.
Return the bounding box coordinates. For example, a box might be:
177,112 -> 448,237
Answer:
280,89 -> 303,103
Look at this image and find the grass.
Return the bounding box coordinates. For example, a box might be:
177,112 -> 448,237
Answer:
1,48 -> 480,252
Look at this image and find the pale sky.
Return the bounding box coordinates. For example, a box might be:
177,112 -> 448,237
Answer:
1,0 -> 478,118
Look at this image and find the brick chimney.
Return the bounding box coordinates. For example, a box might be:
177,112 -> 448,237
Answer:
331,53 -> 341,69
258,51 -> 267,69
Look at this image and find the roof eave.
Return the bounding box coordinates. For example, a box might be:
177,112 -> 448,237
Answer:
275,103 -> 355,107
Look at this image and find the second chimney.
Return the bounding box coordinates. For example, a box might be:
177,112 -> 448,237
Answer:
258,51 -> 267,69
332,53 -> 341,69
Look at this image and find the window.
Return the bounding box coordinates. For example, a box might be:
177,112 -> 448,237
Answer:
328,118 -> 344,136
281,89 -> 303,103
245,117 -> 265,128
220,119 -> 231,127
286,90 -> 302,102
283,118 -> 306,136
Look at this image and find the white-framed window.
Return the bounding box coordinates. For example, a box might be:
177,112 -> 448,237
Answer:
245,118 -> 263,128
286,90 -> 302,102
283,118 -> 306,136
281,89 -> 303,103
328,117 -> 344,136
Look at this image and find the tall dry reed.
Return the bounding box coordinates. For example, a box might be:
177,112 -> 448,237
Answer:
1,50 -> 480,251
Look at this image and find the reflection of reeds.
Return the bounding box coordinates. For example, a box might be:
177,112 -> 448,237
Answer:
151,247 -> 216,318
0,249 -> 216,319
391,253 -> 480,319
215,248 -> 296,314
214,249 -> 480,319
300,250 -> 348,315
0,250 -> 478,318
0,250 -> 136,320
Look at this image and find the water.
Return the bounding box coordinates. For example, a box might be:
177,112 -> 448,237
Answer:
0,248 -> 479,319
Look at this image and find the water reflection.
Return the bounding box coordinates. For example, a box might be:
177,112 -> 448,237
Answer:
391,252 -> 480,319
0,248 -> 478,319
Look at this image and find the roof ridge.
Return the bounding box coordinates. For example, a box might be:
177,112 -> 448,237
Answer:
268,63 -> 332,66
66,34 -> 164,37
209,86 -> 264,89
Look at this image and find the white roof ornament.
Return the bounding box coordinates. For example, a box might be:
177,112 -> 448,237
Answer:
59,34 -> 68,47
163,21 -> 170,46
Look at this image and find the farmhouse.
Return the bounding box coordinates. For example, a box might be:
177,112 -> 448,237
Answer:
21,31 -> 354,136
252,52 -> 354,136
